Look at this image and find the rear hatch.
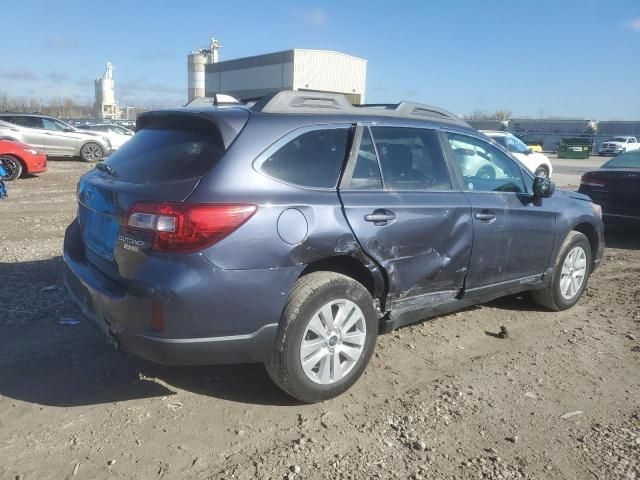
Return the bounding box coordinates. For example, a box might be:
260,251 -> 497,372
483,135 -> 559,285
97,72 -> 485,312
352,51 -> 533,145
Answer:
76,108 -> 249,282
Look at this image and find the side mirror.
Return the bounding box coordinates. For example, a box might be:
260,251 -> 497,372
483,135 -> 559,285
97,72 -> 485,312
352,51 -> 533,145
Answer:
533,177 -> 555,198
63,127 -> 74,132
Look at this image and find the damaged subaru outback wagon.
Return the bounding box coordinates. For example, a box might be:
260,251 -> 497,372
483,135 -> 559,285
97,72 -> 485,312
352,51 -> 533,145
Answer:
64,91 -> 604,403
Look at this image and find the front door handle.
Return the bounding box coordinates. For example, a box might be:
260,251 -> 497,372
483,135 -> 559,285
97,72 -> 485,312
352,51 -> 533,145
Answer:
474,211 -> 496,222
364,210 -> 396,225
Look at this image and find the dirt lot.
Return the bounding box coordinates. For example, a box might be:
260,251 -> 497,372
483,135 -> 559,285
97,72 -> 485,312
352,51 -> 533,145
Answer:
1,161 -> 639,480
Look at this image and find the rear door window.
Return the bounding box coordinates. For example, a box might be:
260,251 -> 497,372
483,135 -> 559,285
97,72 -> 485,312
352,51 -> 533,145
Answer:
260,127 -> 350,188
344,128 -> 383,190
11,116 -> 43,129
104,117 -> 225,183
370,126 -> 452,190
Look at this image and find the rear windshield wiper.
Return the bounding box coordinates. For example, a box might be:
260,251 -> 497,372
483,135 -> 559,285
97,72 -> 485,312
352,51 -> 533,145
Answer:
96,163 -> 116,176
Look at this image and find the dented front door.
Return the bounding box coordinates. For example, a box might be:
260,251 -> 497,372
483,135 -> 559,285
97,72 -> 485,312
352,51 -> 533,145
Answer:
338,125 -> 473,305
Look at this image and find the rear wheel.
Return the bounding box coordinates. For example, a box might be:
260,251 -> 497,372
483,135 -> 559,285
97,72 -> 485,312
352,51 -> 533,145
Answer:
532,231 -> 591,311
80,142 -> 104,162
266,272 -> 378,403
0,155 -> 23,181
534,165 -> 549,178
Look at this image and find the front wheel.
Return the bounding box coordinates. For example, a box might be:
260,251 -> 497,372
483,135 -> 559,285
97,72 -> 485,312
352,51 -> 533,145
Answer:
477,166 -> 496,180
80,142 -> 104,162
0,155 -> 23,181
534,166 -> 549,178
266,272 -> 378,403
532,231 -> 592,311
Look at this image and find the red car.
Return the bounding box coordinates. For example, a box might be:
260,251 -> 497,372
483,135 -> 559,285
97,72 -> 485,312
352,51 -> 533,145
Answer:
0,139 -> 47,180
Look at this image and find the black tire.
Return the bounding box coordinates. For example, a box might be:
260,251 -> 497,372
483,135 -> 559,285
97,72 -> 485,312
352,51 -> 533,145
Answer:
80,142 -> 104,162
534,165 -> 549,178
266,271 -> 378,403
532,231 -> 592,311
477,166 -> 496,179
0,155 -> 23,181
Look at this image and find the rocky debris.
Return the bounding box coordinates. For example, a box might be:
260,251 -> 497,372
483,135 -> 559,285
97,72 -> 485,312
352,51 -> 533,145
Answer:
462,454 -> 528,479
580,413 -> 640,480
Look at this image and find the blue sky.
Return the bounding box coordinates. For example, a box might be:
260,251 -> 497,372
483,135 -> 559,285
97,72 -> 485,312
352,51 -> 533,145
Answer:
1,0 -> 639,119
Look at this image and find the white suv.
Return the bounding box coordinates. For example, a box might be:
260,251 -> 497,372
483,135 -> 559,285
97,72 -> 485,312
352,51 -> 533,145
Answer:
482,131 -> 553,178
598,136 -> 639,156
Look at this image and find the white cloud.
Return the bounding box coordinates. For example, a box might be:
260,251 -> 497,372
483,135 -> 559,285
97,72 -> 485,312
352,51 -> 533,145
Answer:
630,17 -> 640,31
293,8 -> 328,27
45,34 -> 78,48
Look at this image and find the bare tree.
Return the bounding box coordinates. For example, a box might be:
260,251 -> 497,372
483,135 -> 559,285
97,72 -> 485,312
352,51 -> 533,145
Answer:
466,110 -> 491,120
494,110 -> 512,121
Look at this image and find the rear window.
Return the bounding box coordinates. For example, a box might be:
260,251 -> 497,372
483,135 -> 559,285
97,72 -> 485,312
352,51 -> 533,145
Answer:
604,151 -> 640,168
104,117 -> 225,183
260,127 -> 350,188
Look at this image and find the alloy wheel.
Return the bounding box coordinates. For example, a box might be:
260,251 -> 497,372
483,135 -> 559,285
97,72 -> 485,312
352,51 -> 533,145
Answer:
299,299 -> 367,385
560,246 -> 587,300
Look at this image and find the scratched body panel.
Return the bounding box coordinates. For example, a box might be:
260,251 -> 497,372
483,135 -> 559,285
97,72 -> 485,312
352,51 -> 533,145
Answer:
339,190 -> 472,301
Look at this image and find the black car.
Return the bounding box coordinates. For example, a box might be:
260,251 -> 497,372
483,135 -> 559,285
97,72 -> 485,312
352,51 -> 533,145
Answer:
579,150 -> 640,224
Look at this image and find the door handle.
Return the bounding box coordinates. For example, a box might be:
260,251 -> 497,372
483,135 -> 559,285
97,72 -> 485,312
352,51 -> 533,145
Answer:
474,211 -> 496,222
364,210 -> 396,224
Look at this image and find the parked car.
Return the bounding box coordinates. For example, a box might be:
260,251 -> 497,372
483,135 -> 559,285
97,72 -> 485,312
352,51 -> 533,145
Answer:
481,131 -> 553,178
63,91 -> 604,402
598,136 -> 640,156
79,124 -> 134,150
0,138 -> 47,180
0,114 -> 111,162
514,134 -> 543,153
579,150 -> 640,224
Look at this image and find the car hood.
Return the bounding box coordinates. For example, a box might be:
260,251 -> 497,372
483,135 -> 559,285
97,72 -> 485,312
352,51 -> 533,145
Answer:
602,141 -> 626,146
561,189 -> 591,202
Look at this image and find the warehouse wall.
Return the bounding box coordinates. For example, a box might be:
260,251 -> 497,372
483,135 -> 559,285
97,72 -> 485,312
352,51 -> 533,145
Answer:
204,49 -> 367,103
292,50 -> 367,103
205,51 -> 294,100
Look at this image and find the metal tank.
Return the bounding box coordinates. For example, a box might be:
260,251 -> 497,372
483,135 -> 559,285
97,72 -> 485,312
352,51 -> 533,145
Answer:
188,38 -> 220,102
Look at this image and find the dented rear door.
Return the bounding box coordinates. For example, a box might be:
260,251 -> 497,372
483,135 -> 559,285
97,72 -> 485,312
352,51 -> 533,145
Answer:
338,125 -> 473,306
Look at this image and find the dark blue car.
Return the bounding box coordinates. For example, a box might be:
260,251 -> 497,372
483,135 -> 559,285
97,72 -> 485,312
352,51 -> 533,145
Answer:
63,91 -> 604,402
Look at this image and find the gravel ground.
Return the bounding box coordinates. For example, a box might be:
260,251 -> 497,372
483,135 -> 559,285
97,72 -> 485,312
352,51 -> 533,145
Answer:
0,161 -> 638,480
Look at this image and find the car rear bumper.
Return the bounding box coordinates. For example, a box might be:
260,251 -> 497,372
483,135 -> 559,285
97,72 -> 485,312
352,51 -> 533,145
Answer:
62,219 -> 300,365
63,257 -> 279,365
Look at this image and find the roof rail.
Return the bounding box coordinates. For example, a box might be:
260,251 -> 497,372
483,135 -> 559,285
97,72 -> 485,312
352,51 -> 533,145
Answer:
251,90 -> 469,127
251,90 -> 352,113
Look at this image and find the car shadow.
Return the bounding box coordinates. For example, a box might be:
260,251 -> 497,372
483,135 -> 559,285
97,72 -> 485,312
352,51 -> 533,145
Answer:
604,223 -> 640,250
0,257 -> 297,408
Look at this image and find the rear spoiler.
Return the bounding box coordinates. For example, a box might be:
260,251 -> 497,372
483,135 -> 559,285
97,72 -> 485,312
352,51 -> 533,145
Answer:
136,108 -> 250,149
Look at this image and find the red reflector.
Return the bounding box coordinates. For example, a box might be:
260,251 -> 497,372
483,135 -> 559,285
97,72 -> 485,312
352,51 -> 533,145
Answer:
151,302 -> 164,332
126,202 -> 257,253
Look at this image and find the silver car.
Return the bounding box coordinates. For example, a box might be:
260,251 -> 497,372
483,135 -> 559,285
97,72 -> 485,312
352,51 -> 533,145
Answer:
0,114 -> 111,162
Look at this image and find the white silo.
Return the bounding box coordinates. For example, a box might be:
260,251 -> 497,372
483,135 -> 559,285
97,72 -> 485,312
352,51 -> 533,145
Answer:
94,62 -> 119,119
187,37 -> 221,102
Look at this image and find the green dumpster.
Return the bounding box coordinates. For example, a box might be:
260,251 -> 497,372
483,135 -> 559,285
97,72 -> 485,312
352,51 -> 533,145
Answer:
556,137 -> 592,159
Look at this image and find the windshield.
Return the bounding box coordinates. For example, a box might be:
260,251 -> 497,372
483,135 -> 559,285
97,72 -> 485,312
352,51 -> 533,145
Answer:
608,137 -> 627,142
498,134 -> 530,154
603,151 -> 640,168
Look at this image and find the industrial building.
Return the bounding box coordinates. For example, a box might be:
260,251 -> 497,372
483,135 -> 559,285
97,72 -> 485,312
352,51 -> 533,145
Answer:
187,37 -> 367,104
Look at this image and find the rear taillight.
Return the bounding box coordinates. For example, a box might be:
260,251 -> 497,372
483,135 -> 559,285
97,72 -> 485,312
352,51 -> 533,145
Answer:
581,173 -> 607,188
126,202 -> 257,253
